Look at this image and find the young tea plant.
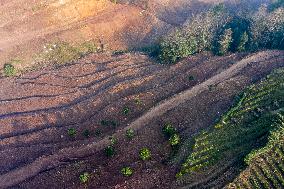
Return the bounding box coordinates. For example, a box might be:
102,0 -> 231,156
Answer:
123,106 -> 131,115
126,128 -> 135,140
67,128 -> 76,137
139,148 -> 151,161
163,123 -> 177,137
188,75 -> 195,81
95,129 -> 102,137
105,145 -> 115,157
121,167 -> 133,177
79,172 -> 90,184
169,134 -> 181,146
3,64 -> 16,77
135,98 -> 143,106
83,129 -> 90,138
109,136 -> 117,145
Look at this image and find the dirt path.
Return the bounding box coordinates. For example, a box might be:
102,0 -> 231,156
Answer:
0,50 -> 283,188
124,51 -> 284,131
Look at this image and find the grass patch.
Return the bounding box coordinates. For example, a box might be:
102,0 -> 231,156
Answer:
37,41 -> 98,65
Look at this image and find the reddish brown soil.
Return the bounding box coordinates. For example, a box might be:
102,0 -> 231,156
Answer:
1,0 -> 261,69
0,50 -> 283,188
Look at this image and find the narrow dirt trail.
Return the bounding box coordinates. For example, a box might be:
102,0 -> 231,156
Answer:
0,50 -> 283,188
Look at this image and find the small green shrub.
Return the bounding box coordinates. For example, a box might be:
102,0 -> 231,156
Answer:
123,107 -> 130,115
67,128 -> 76,137
100,120 -> 108,126
135,98 -> 143,106
169,134 -> 181,146
101,120 -> 119,128
105,145 -> 115,157
188,75 -> 195,81
109,120 -> 119,128
109,136 -> 117,145
79,172 -> 90,183
95,129 -> 102,136
126,128 -> 135,139
3,64 -> 16,77
139,148 -> 151,161
162,123 -> 177,137
83,129 -> 90,138
121,167 -> 133,177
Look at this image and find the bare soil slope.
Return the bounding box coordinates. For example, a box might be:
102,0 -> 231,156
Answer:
1,0 -> 268,69
0,50 -> 283,188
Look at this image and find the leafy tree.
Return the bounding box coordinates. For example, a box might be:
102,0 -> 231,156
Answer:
237,32 -> 249,52
216,28 -> 233,55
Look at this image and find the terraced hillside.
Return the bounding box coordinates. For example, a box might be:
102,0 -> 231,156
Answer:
178,67 -> 284,188
227,113 -> 284,189
0,50 -> 283,188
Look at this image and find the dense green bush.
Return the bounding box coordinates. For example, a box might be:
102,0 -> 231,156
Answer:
250,6 -> 284,50
158,31 -> 197,63
158,5 -> 230,63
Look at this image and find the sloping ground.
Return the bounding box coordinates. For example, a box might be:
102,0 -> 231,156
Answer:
0,0 -> 172,68
226,113 -> 284,189
0,50 -> 283,188
177,68 -> 284,188
0,0 -> 268,69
